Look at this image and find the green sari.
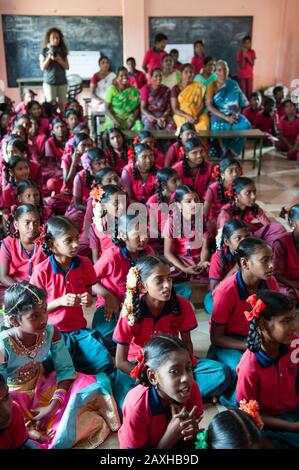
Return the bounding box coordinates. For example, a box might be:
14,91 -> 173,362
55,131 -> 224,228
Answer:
103,84 -> 143,132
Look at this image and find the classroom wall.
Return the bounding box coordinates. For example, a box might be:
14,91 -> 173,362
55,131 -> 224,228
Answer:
1,0 -> 299,104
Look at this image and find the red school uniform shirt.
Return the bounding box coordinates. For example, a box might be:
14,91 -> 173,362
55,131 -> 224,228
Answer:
273,232 -> 299,280
162,214 -> 204,259
255,111 -> 279,134
243,106 -> 260,127
0,402 -> 28,449
94,244 -> 154,308
204,182 -> 228,222
0,237 -> 47,281
119,381 -> 203,449
104,147 -> 127,175
1,184 -> 17,208
173,160 -> 212,201
44,136 -> 64,160
143,48 -> 167,76
236,339 -> 299,416
71,169 -> 91,205
113,295 -> 198,362
217,203 -> 270,232
191,55 -> 205,75
128,70 -> 147,90
278,114 -> 299,144
236,49 -> 256,79
121,163 -> 157,203
30,255 -> 97,332
208,247 -> 235,281
211,271 -> 279,337
165,141 -> 182,167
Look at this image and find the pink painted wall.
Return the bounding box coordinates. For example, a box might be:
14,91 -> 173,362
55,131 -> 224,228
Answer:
1,0 -> 298,104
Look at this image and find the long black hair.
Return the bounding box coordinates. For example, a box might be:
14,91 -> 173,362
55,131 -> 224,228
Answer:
213,158 -> 242,204
106,127 -> 128,167
219,219 -> 249,277
229,176 -> 258,216
41,216 -> 78,256
246,290 -> 294,353
235,237 -> 271,268
4,155 -> 30,186
84,148 -> 106,189
132,143 -> 157,180
156,168 -> 179,204
138,334 -> 190,386
183,137 -> 206,176
127,255 -> 181,325
6,203 -> 40,239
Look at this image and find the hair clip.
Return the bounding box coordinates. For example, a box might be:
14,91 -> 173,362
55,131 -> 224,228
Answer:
130,350 -> 146,379
224,181 -> 234,198
239,399 -> 264,429
127,147 -> 135,162
195,430 -> 209,449
244,294 -> 266,321
34,224 -> 48,246
133,136 -> 140,145
211,164 -> 220,180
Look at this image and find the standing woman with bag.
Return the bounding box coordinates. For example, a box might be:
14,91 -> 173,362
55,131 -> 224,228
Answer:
39,28 -> 69,113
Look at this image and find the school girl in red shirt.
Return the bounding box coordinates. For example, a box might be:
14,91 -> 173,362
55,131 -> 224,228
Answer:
217,176 -> 286,246
236,290 -> 299,448
43,118 -> 67,195
165,122 -> 196,167
273,204 -> 299,304
133,130 -> 165,168
204,157 -> 242,241
113,255 -> 231,413
119,334 -> 203,449
204,219 -> 250,314
121,143 -> 157,203
92,213 -> 153,355
1,156 -> 30,212
105,128 -> 129,175
64,147 -> 106,231
209,237 -> 279,407
173,137 -> 212,201
0,204 -> 46,301
275,99 -> 299,160
164,184 -> 210,283
30,216 -> 112,375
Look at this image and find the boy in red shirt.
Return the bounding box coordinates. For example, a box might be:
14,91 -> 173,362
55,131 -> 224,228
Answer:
236,36 -> 256,99
143,33 -> 168,76
126,57 -> 147,90
243,92 -> 262,127
275,99 -> 299,160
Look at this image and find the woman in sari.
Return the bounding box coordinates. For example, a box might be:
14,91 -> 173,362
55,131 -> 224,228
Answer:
171,63 -> 210,132
206,60 -> 251,158
140,68 -> 175,131
90,56 -> 116,114
0,282 -> 120,449
103,66 -> 142,132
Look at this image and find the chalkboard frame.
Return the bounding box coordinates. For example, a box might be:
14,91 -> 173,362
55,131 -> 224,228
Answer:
149,16 -> 253,76
2,15 -> 123,87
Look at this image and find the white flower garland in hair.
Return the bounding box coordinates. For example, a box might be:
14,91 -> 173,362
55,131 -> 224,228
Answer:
121,267 -> 140,326
216,227 -> 223,250
91,186 -> 105,233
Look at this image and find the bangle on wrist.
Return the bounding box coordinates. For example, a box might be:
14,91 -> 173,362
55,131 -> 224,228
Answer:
50,388 -> 67,407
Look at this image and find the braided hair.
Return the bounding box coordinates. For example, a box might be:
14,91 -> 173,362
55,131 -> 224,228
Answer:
84,148 -> 106,189
112,212 -> 146,250
219,219 -> 249,277
235,237 -> 270,271
40,216 -> 78,256
4,155 -> 30,186
156,168 -> 179,204
95,167 -> 119,186
204,408 -> 262,449
246,290 -> 294,353
183,137 -> 206,177
230,177 -> 258,216
214,158 -> 242,204
130,255 -> 181,325
106,128 -> 128,167
132,143 -> 157,180
6,203 -> 40,239
138,334 -> 190,386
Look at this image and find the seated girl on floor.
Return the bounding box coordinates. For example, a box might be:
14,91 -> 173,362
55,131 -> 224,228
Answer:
112,256 -> 231,413
165,122 -> 196,168
119,334 -> 203,449
208,237 -> 279,406
236,290 -> 299,449
203,219 -> 250,314
217,176 -> 286,247
164,184 -> 210,284
0,282 -> 120,449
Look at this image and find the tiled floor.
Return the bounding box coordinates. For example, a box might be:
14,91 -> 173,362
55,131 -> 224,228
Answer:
83,147 -> 299,449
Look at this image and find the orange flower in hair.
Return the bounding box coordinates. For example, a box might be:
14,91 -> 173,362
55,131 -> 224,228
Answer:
35,224 -> 48,245
127,147 -> 135,162
224,181 -> 234,198
239,399 -> 264,429
90,186 -> 105,204
130,350 -> 146,379
212,164 -> 220,180
244,294 -> 266,322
